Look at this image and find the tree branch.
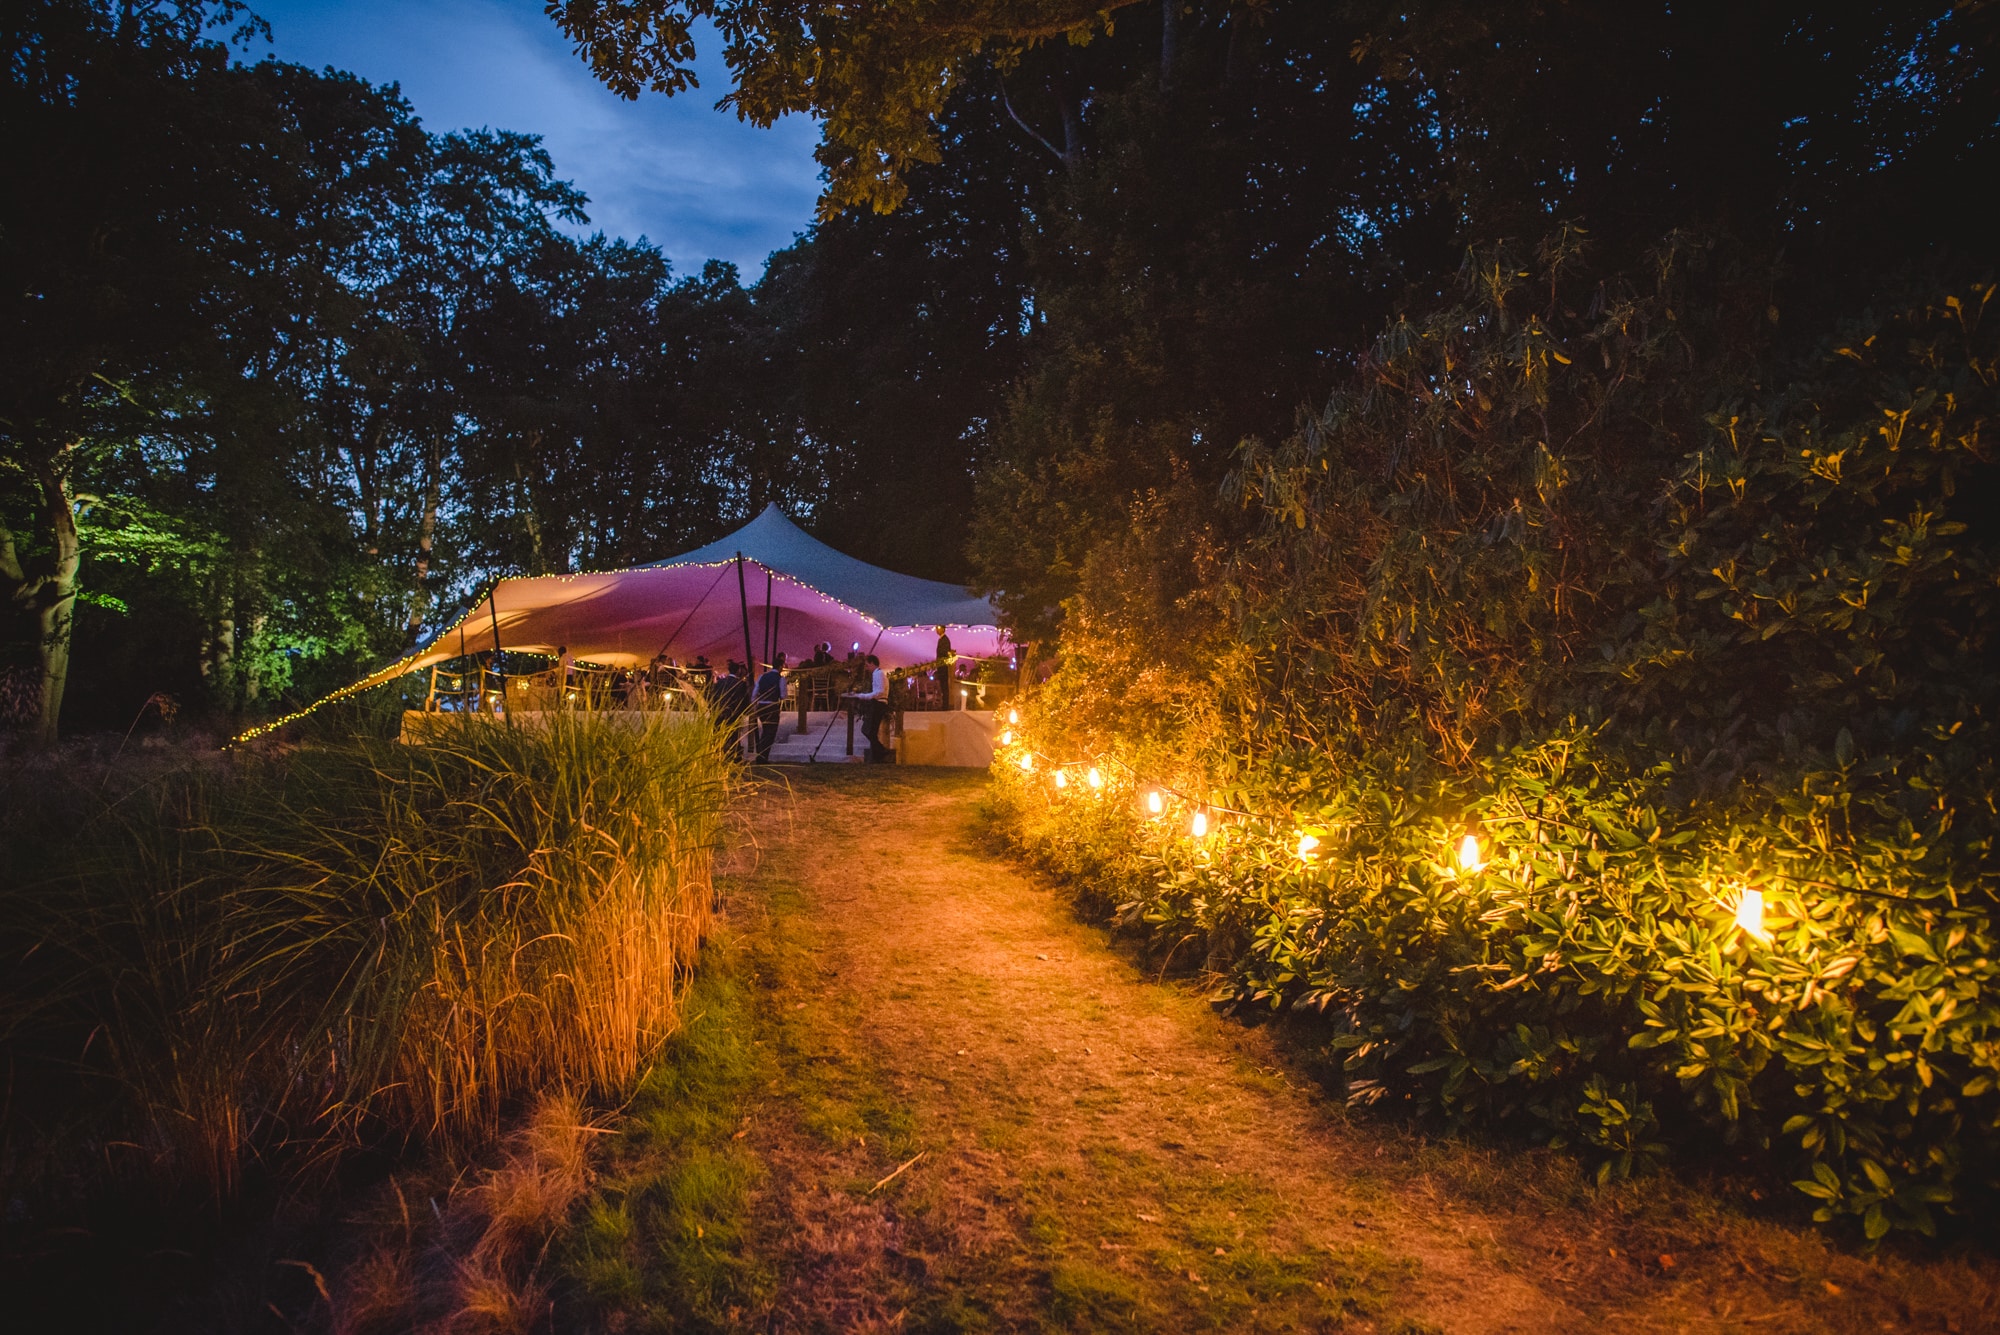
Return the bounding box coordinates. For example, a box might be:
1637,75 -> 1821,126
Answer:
999,78 -> 1065,162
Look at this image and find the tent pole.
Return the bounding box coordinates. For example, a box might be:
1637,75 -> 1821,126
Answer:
762,567 -> 773,668
734,553 -> 756,676
656,565 -> 731,662
488,583 -> 511,725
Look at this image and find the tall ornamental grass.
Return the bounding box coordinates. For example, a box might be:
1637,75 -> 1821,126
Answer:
992,245 -> 1997,1242
0,709 -> 732,1201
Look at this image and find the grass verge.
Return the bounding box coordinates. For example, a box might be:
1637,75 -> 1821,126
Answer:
560,890 -> 795,1329
0,708 -> 730,1331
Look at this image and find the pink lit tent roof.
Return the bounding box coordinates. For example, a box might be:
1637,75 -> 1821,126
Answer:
344,506 -> 1008,696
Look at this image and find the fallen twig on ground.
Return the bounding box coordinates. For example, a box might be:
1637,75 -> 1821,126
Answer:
869,1151 -> 926,1195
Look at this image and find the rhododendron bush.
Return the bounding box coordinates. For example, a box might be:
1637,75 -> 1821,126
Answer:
992,236 -> 1998,1239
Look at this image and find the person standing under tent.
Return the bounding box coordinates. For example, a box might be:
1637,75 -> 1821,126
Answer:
752,652 -> 787,763
644,652 -> 673,707
933,626 -> 954,709
551,645 -> 574,708
858,653 -> 891,762
807,641 -> 833,710
708,660 -> 751,760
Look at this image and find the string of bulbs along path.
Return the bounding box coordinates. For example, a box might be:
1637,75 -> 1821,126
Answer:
990,708 -> 1899,950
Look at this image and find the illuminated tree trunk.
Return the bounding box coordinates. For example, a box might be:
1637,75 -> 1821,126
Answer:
242,611 -> 267,703
0,453 -> 82,747
204,607 -> 237,704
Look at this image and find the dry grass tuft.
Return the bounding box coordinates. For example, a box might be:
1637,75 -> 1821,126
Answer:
330,1246 -> 415,1335
331,1091 -> 601,1335
465,1093 -> 597,1273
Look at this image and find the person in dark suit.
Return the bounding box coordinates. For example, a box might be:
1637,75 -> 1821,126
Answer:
934,626 -> 954,709
707,660 -> 751,760
752,653 -> 787,762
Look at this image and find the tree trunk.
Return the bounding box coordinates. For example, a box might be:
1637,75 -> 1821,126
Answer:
28,457 -> 80,747
207,610 -> 237,703
1057,89 -> 1085,170
516,431 -> 547,575
1224,11 -> 1262,86
405,432 -> 442,646
356,412 -> 388,557
242,612 -> 267,703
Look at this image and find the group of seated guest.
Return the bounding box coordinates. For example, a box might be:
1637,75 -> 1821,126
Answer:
500,642 -> 1000,763
532,649 -> 717,709
443,638 -> 1008,766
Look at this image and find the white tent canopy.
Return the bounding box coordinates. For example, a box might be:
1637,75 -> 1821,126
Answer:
338,506 -> 1008,700
648,504 -> 996,629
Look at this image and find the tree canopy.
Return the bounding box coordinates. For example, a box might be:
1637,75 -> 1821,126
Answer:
1,0 -> 812,737
6,0 -> 1995,747
546,0 -> 1151,212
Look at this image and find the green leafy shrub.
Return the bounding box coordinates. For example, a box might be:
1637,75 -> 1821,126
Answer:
993,241 -> 1998,1240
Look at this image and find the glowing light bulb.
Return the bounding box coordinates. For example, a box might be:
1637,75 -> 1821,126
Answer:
1734,887 -> 1771,943
1296,833 -> 1320,861
1000,729 -> 1013,745
1087,767 -> 1104,790
1018,753 -> 1033,772
1008,708 -> 1019,725
1191,811 -> 1208,839
1147,791 -> 1163,814
1457,834 -> 1484,873
1054,770 -> 1068,789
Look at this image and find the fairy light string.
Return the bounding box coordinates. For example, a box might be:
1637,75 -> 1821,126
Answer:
992,718 -> 1927,940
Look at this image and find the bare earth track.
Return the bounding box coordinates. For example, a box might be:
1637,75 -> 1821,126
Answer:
579,768 -> 1998,1334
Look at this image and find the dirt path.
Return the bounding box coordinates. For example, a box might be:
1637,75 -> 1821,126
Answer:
572,769 -> 1997,1334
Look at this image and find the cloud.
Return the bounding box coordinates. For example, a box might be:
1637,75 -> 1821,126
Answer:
246,0 -> 821,275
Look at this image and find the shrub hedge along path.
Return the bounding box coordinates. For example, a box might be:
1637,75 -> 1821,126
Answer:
566,769 -> 1996,1333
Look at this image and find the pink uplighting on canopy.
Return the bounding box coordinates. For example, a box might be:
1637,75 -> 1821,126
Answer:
414,561 -> 1006,670
342,506 -> 1010,698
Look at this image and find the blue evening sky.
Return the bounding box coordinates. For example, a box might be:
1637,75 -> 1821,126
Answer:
243,0 -> 822,277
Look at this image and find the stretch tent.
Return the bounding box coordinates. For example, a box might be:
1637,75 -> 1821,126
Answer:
343,505 -> 1009,698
